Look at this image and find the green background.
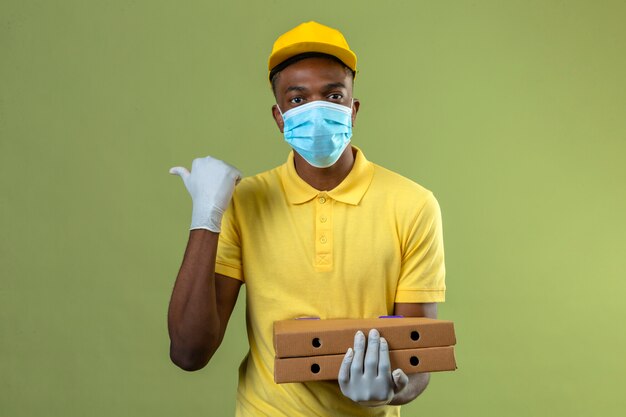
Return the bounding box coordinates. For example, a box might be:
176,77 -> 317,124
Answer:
2,0 -> 625,416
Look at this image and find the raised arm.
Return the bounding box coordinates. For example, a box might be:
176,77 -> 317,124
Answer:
167,156 -> 242,371
168,231 -> 242,370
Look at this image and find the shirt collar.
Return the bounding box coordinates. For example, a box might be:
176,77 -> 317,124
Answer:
280,145 -> 374,206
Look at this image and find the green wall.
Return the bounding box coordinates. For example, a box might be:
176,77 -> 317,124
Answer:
2,1 -> 625,416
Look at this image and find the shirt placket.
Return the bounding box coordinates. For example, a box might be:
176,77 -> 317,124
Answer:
314,192 -> 333,271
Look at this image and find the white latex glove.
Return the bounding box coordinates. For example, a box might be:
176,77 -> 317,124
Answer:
169,156 -> 241,232
338,329 -> 410,407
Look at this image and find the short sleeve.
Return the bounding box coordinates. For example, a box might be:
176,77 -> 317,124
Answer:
215,197 -> 244,282
395,191 -> 446,303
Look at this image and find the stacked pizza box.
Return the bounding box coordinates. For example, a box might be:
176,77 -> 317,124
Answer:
273,317 -> 457,383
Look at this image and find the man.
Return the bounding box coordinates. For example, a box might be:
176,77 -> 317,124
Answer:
168,21 -> 446,416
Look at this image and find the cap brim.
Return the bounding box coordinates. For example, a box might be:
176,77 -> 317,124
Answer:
268,41 -> 357,74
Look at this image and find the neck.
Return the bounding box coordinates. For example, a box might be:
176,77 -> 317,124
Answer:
293,146 -> 355,191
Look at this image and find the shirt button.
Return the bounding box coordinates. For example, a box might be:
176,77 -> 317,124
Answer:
320,236 -> 327,244
320,215 -> 327,223
318,197 -> 326,204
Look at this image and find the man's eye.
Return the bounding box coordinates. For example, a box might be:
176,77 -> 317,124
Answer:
328,93 -> 343,100
290,97 -> 304,104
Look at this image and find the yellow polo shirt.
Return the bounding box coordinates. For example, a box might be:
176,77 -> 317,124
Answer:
216,146 -> 446,417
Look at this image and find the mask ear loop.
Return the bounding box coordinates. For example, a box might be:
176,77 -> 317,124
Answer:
275,104 -> 286,128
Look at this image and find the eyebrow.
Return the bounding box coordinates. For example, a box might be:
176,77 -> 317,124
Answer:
284,82 -> 348,95
323,82 -> 347,90
285,86 -> 308,93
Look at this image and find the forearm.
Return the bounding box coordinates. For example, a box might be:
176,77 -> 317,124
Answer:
167,229 -> 221,370
389,372 -> 430,405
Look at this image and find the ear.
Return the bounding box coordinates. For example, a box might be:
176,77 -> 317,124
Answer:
351,99 -> 360,127
272,105 -> 284,133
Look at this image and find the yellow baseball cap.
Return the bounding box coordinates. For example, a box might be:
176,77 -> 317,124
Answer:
268,21 -> 357,78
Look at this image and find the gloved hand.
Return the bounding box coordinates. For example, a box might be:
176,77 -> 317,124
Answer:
169,156 -> 241,232
338,329 -> 410,407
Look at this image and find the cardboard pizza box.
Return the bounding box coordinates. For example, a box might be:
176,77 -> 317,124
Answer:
274,317 -> 456,359
274,346 -> 457,384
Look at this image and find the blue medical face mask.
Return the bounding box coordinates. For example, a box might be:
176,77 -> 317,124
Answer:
278,100 -> 353,168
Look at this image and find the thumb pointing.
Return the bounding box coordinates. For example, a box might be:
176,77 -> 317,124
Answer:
169,166 -> 190,180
